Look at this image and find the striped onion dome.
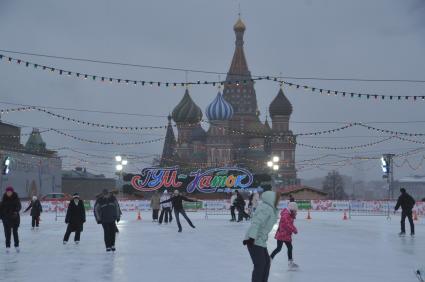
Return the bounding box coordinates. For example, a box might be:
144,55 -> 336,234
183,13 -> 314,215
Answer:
172,89 -> 203,123
206,92 -> 234,121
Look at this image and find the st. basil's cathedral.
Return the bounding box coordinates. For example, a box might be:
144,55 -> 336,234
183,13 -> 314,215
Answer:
160,17 -> 299,187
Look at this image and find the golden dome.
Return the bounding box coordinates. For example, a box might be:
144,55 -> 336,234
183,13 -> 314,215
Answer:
233,18 -> 246,31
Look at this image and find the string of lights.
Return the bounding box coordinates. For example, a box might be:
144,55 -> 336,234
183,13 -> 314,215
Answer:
49,129 -> 164,146
1,53 -> 425,101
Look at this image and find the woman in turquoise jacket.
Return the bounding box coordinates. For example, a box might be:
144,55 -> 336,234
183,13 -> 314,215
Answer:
243,191 -> 280,282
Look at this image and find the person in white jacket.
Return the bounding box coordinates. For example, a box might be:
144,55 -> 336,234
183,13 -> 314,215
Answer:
230,191 -> 237,222
159,190 -> 173,224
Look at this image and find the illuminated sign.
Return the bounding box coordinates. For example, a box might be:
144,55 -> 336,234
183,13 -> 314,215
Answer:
131,166 -> 253,193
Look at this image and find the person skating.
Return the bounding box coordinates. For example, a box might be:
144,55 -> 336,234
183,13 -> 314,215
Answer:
94,189 -> 121,252
235,190 -> 249,222
160,190 -> 197,232
230,191 -> 237,221
395,188 -> 416,236
243,191 -> 280,282
248,190 -> 260,216
63,193 -> 86,245
159,190 -> 172,224
150,191 -> 161,222
24,195 -> 43,229
270,202 -> 299,269
0,187 -> 22,253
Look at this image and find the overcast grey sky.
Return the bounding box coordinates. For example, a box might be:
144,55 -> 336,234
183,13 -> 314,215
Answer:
0,0 -> 424,181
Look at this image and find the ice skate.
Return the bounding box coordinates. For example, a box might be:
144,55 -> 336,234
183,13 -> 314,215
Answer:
63,241 -> 67,245
75,241 -> 80,245
288,260 -> 299,270
106,248 -> 112,252
5,248 -> 10,254
15,247 -> 20,253
399,231 -> 406,237
111,246 -> 116,252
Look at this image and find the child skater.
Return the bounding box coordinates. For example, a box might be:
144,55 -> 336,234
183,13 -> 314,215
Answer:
270,201 -> 298,269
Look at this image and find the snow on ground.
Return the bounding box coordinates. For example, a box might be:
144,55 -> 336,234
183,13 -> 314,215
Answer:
0,211 -> 423,282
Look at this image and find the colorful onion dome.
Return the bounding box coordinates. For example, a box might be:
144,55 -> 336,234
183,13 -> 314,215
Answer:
172,89 -> 203,123
269,88 -> 293,117
206,92 -> 234,121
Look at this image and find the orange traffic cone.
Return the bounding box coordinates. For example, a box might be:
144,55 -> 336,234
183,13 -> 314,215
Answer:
343,210 -> 348,220
414,211 -> 419,221
137,210 -> 142,221
306,209 -> 312,220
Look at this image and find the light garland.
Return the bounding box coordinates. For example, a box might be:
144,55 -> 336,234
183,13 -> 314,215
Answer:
1,53 -> 424,101
49,129 -> 164,146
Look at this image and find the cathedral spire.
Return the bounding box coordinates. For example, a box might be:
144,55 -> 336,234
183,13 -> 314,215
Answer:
160,115 -> 177,167
228,17 -> 249,79
223,17 -> 258,116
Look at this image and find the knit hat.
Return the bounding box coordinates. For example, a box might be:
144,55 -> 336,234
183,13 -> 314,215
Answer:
163,190 -> 168,194
73,193 -> 80,198
288,202 -> 298,212
32,195 -> 37,201
5,186 -> 14,193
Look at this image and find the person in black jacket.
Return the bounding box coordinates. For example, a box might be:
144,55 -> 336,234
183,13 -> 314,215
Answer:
63,193 -> 86,244
395,188 -> 416,236
0,187 -> 22,253
235,190 -> 249,222
160,190 -> 198,232
24,195 -> 43,229
94,189 -> 121,252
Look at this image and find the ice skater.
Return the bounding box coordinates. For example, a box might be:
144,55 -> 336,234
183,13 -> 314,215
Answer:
270,202 -> 299,269
235,190 -> 249,222
230,191 -> 237,222
395,188 -> 416,236
63,193 -> 86,245
24,195 -> 43,229
94,189 -> 121,252
0,187 -> 22,253
150,191 -> 161,222
159,190 -> 172,224
248,190 -> 260,216
243,191 -> 280,282
160,190 -> 197,232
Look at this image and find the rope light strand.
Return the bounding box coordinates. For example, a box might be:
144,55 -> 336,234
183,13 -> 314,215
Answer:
1,54 -> 424,101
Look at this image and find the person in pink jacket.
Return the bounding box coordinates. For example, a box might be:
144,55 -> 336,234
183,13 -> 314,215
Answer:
270,202 -> 298,269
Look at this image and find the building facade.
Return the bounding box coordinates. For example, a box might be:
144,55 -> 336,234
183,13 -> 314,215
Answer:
160,18 -> 298,187
0,120 -> 62,198
62,167 -> 116,200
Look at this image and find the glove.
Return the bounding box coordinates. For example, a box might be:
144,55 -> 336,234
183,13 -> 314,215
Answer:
243,238 -> 255,246
65,220 -> 69,224
117,218 -> 120,223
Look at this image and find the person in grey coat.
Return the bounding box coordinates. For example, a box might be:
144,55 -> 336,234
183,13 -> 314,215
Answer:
150,191 -> 161,222
94,189 -> 121,252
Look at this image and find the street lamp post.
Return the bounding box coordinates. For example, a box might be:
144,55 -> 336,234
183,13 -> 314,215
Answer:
115,155 -> 128,197
267,155 -> 280,191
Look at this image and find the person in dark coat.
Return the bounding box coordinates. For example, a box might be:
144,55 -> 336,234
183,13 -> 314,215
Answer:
94,189 -> 121,252
235,190 -> 250,222
395,188 -> 416,236
63,193 -> 86,244
24,195 -> 43,229
0,187 -> 22,253
160,190 -> 197,232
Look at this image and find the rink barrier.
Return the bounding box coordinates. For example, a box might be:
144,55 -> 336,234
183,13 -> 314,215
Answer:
21,199 -> 425,217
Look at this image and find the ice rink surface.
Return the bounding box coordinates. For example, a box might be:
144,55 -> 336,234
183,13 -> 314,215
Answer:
0,211 -> 423,282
